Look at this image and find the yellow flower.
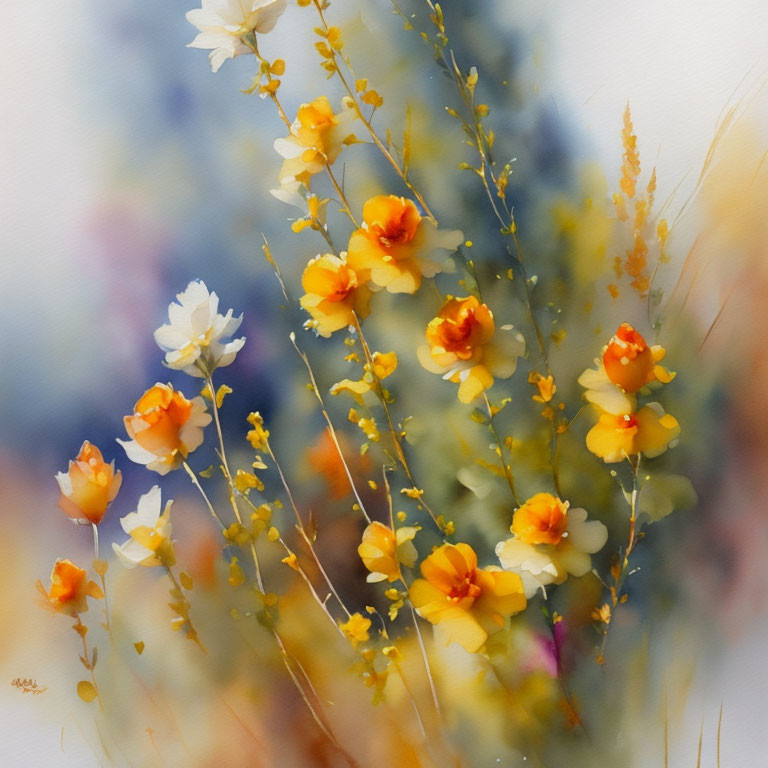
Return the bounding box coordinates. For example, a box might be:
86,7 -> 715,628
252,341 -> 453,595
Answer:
346,195 -> 462,294
410,543 -> 526,653
371,351 -> 398,380
330,377 -> 372,404
340,612 -> 371,648
118,383 -> 211,475
585,404 -> 681,463
246,411 -> 270,451
417,296 -> 525,403
299,254 -> 371,338
273,96 -> 358,197
358,521 -> 419,583
56,441 -> 122,525
578,322 -> 673,414
530,373 -> 556,403
112,486 -> 176,568
37,559 -> 103,616
496,493 -> 608,597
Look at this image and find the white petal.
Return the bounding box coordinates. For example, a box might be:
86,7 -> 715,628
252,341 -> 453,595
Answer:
567,516 -> 608,554
112,539 -> 151,568
154,324 -> 191,351
55,471 -> 73,496
117,438 -> 156,466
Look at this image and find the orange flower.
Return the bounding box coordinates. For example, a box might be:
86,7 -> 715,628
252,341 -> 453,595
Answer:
410,543 -> 526,653
497,494 -> 607,596
118,383 -> 211,475
586,404 -> 681,463
358,521 -> 419,583
417,296 -> 525,403
346,195 -> 462,294
273,96 -> 358,196
511,493 -> 569,546
579,322 -> 674,413
37,559 -> 103,616
603,322 -> 662,392
56,442 -> 122,525
299,254 -> 371,337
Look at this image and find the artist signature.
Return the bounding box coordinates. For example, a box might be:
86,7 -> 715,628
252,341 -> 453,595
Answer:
10,678 -> 47,695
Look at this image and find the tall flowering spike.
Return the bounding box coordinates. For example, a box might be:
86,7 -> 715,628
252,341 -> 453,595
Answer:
346,195 -> 463,294
585,403 -> 681,463
299,254 -> 371,337
36,559 -> 104,616
186,0 -> 287,73
409,542 -> 526,653
417,296 -> 525,403
496,493 -> 608,597
118,383 -> 211,475
272,96 -> 358,201
154,280 -> 245,377
56,442 -> 122,525
578,322 -> 674,413
112,486 -> 176,568
358,521 -> 419,583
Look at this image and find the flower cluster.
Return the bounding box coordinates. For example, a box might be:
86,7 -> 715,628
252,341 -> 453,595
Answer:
580,322 -> 680,463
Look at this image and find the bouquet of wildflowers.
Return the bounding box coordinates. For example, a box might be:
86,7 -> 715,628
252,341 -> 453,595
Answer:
35,1 -> 747,765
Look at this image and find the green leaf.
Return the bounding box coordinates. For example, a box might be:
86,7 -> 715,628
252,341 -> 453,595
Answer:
638,474 -> 697,522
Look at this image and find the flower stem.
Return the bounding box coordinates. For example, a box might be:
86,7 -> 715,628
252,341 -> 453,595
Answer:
91,524 -> 112,641
311,0 -> 436,223
351,313 -> 444,533
482,393 -> 520,506
182,460 -> 226,529
74,615 -> 103,710
288,333 -> 373,523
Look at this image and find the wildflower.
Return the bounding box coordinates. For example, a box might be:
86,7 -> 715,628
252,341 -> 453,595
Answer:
272,96 -> 358,196
579,322 -> 673,413
186,0 -> 287,73
530,373 -> 556,403
495,493 -> 608,597
410,542 -> 526,653
417,296 -> 525,403
585,404 -> 681,463
358,521 -> 419,583
371,351 -> 397,380
299,254 -> 371,337
346,195 -> 462,293
340,612 -> 371,648
56,442 -> 122,525
154,280 -> 245,377
118,383 -> 211,475
246,411 -> 270,451
112,486 -> 176,568
37,559 -> 103,616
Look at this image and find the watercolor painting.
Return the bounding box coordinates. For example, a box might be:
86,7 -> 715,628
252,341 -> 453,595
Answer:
3,0 -> 768,765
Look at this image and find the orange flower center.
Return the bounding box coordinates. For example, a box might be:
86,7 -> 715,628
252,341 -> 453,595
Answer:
427,297 -> 494,360
365,196 -> 421,251
447,574 -> 483,602
603,322 -> 655,392
512,493 -> 569,546
325,266 -> 357,302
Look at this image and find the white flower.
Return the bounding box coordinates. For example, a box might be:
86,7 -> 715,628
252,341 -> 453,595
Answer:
112,486 -> 175,568
154,280 -> 245,377
496,495 -> 608,598
186,0 -> 287,73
